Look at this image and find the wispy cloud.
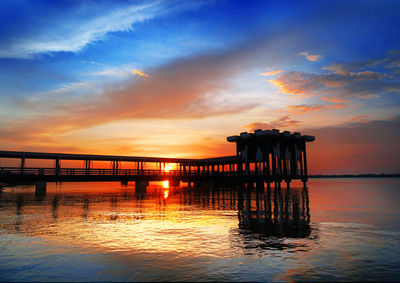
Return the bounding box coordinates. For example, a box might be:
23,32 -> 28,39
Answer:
261,70 -> 283,77
299,51 -> 323,62
287,104 -> 323,114
287,103 -> 344,114
90,68 -> 131,78
89,66 -> 150,79
0,1 -> 200,58
347,115 -> 370,124
323,52 -> 400,76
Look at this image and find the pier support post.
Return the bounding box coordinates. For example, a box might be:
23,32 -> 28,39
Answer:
170,179 -> 180,187
55,158 -> 60,176
35,182 -> 47,199
302,142 -> 308,183
246,181 -> 254,190
135,180 -> 148,193
20,156 -> 25,174
85,159 -> 91,176
205,180 -> 216,187
256,179 -> 264,191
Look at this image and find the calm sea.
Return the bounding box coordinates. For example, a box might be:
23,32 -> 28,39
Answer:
1,178 -> 400,282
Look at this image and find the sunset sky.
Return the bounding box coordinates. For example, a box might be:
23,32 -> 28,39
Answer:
0,0 -> 399,174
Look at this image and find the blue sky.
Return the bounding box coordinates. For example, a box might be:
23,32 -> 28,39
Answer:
0,0 -> 399,173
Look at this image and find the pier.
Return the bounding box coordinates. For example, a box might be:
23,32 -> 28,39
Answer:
0,129 -> 314,189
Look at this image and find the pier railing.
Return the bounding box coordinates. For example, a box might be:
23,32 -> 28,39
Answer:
0,167 -> 244,177
0,166 -> 307,181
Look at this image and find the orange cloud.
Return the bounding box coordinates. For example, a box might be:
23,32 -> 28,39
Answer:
131,69 -> 149,78
261,70 -> 283,77
349,115 -> 369,121
267,78 -> 289,92
317,96 -> 348,103
287,104 -> 323,114
346,115 -> 370,124
299,51 -> 323,62
244,115 -> 301,131
268,72 -> 319,95
287,103 -> 346,114
325,103 -> 345,109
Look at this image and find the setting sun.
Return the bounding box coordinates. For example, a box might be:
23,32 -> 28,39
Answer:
164,163 -> 173,172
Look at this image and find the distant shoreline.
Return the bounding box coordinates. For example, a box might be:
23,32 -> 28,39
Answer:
309,174 -> 400,178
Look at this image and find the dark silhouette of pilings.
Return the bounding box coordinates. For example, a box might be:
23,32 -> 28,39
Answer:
227,129 -> 315,190
35,181 -> 46,200
237,186 -> 311,239
135,180 -> 148,193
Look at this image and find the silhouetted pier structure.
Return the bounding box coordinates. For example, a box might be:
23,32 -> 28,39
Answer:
227,129 -> 315,187
0,129 -> 314,191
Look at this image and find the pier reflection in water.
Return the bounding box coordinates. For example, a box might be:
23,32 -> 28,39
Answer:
177,184 -> 312,250
0,182 -> 314,254
236,186 -> 310,243
1,179 -> 400,281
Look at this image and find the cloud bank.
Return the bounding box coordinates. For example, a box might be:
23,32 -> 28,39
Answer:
1,36 -> 278,144
269,52 -> 400,110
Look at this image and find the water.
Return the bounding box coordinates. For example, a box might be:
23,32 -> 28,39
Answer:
0,178 -> 400,281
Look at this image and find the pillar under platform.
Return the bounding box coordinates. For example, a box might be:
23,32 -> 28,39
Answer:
35,181 -> 47,199
135,180 -> 149,193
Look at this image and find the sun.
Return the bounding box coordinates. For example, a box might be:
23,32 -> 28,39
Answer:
164,163 -> 173,172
